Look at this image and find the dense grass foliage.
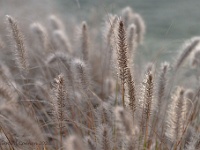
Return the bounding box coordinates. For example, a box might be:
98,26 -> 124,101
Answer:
0,1 -> 200,150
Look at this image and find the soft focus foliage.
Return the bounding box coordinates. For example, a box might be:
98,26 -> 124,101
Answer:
0,1 -> 199,150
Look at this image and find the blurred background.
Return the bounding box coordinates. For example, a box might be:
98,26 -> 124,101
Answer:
1,0 -> 200,63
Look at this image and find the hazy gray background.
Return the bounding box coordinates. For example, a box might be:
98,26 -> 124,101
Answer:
1,0 -> 200,63
57,0 -> 200,62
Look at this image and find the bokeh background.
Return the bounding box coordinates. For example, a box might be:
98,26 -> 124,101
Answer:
58,0 -> 200,62
1,0 -> 200,63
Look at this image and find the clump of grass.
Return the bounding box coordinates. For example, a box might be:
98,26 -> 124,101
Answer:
53,30 -> 72,53
52,73 -> 67,148
133,13 -> 146,45
174,37 -> 200,71
6,15 -> 29,74
48,15 -> 65,31
78,21 -> 90,62
30,22 -> 49,53
0,6 -> 200,150
116,19 -> 129,107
